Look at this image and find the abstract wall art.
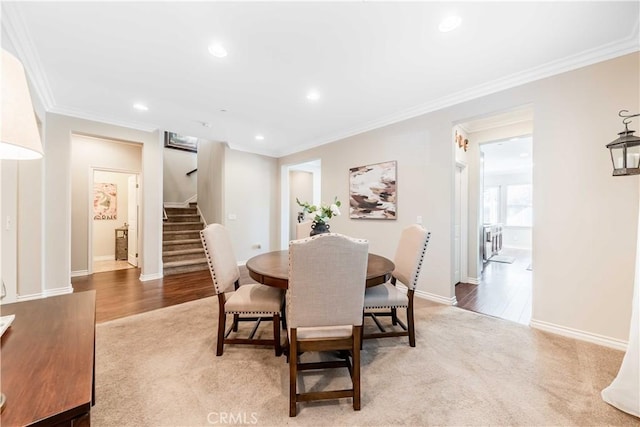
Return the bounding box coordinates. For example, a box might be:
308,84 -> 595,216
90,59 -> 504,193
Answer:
349,160 -> 397,219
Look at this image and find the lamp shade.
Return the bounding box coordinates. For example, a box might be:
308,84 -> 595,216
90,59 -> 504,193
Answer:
1,49 -> 43,159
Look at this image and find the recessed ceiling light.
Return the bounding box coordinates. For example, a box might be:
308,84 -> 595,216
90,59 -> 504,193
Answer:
133,103 -> 148,111
208,43 -> 228,58
306,90 -> 320,102
255,134 -> 265,141
439,15 -> 461,32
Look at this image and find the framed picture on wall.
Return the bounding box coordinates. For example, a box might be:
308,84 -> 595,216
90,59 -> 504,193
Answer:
164,131 -> 198,153
349,160 -> 397,219
93,182 -> 117,220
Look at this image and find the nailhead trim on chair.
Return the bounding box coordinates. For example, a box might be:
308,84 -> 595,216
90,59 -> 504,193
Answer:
200,229 -> 224,295
225,310 -> 281,315
406,231 -> 431,290
365,304 -> 409,309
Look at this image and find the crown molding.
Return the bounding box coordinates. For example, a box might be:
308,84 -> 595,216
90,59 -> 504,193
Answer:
50,105 -> 158,133
1,3 -> 55,110
277,28 -> 640,158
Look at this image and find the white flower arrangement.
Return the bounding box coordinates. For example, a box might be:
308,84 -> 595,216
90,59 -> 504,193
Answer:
296,196 -> 341,224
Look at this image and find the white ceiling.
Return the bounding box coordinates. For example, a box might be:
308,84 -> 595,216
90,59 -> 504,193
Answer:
2,2 -> 638,157
481,136 -> 533,176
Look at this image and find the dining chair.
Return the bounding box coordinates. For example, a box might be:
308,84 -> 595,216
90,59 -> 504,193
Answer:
363,224 -> 430,347
287,233 -> 369,417
200,224 -> 284,356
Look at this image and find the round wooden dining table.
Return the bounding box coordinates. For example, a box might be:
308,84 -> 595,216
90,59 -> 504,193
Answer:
245,250 -> 395,289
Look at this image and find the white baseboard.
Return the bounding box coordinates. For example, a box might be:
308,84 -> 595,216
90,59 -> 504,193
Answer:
44,286 -> 73,297
139,272 -> 163,281
186,194 -> 197,204
530,318 -> 628,351
414,289 -> 457,306
17,292 -> 44,301
465,277 -> 480,285
17,286 -> 72,302
71,270 -> 89,277
93,255 -> 114,262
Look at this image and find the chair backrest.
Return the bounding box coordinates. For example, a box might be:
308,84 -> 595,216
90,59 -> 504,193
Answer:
288,233 -> 369,329
200,224 -> 240,294
295,221 -> 313,239
392,225 -> 431,290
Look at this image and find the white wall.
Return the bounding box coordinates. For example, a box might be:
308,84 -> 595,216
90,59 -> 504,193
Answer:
163,147 -> 197,205
1,161 -> 18,302
197,139 -> 224,225
224,148 -> 278,263
280,53 -> 640,345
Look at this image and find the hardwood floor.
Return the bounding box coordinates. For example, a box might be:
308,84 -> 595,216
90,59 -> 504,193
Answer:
77,251 -> 531,326
72,267 -> 253,323
455,247 -> 532,325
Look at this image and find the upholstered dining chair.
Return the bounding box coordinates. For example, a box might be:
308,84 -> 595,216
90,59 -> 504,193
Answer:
200,224 -> 284,356
287,233 -> 369,417
363,224 -> 430,347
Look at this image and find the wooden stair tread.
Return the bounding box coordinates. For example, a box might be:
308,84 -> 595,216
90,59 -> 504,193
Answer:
163,230 -> 201,235
162,248 -> 204,256
163,238 -> 201,245
163,221 -> 203,226
164,258 -> 207,268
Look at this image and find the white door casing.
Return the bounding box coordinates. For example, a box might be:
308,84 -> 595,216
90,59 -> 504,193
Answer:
127,175 -> 139,266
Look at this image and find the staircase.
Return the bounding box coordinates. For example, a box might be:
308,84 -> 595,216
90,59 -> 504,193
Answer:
163,205 -> 208,275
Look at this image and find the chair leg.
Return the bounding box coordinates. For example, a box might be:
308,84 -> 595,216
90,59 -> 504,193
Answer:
232,314 -> 239,332
281,306 -> 287,330
407,303 -> 416,347
392,308 -> 397,323
216,309 -> 226,357
273,313 -> 282,357
353,325 -> 362,411
360,313 -> 365,350
289,328 -> 298,417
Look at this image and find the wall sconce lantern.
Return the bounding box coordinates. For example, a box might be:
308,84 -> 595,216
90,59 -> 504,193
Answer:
606,110 -> 640,176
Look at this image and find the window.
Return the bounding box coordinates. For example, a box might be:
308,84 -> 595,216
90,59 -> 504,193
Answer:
506,184 -> 532,226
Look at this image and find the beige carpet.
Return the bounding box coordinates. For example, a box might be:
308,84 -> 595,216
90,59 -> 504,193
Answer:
94,297 -> 639,426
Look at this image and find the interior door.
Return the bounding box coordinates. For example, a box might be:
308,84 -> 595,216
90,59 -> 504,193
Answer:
127,175 -> 138,267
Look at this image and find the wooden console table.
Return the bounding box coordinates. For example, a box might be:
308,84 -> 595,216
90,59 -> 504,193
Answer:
1,291 -> 96,426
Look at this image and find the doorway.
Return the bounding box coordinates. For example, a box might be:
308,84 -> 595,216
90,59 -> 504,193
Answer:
280,160 -> 321,247
91,169 -> 139,273
454,107 -> 533,325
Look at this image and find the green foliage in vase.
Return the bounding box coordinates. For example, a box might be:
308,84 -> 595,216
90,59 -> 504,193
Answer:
296,196 -> 341,224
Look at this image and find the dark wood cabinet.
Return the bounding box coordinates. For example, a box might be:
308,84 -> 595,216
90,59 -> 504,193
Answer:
115,227 -> 128,260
